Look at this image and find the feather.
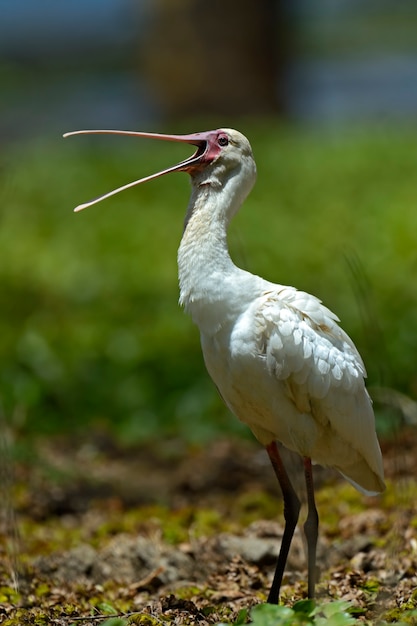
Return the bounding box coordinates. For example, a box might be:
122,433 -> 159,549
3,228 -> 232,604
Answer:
239,287 -> 385,492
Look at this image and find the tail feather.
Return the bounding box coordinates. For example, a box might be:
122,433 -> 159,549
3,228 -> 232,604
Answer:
338,461 -> 385,496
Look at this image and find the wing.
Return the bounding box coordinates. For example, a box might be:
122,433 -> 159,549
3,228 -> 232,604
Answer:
256,286 -> 365,396
252,286 -> 384,493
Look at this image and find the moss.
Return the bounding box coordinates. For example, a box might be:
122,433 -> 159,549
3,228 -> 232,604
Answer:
235,490 -> 281,525
381,480 -> 417,511
381,607 -> 417,624
170,585 -> 206,600
34,582 -> 50,597
0,586 -> 21,605
127,614 -> 162,625
360,578 -> 380,594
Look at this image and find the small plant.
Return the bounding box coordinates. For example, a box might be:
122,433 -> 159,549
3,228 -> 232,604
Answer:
219,600 -> 359,626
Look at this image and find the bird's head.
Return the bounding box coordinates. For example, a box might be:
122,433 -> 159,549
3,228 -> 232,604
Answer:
64,127 -> 256,212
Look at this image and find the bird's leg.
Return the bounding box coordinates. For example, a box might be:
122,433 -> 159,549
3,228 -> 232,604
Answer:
303,457 -> 319,598
265,441 -> 301,604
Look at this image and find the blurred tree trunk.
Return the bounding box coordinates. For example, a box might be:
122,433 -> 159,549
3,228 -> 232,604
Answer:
140,0 -> 291,118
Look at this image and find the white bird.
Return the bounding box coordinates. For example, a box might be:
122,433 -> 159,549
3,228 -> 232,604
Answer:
64,127 -> 385,603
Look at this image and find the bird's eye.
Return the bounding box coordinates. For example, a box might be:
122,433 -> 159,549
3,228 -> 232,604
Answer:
218,135 -> 229,147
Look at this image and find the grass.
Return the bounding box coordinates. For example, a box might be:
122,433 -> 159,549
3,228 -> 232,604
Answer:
1,121 -> 417,443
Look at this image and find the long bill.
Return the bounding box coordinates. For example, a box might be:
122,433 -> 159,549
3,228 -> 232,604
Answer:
63,129 -> 209,212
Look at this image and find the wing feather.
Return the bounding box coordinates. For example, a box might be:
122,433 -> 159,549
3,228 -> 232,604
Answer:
252,287 -> 384,494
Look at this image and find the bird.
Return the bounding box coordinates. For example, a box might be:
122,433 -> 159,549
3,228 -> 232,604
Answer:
64,127 -> 385,603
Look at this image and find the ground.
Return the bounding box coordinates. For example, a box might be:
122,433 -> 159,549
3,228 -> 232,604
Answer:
1,428 -> 417,625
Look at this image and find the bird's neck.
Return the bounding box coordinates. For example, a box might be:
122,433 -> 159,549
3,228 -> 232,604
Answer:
177,184 -> 247,333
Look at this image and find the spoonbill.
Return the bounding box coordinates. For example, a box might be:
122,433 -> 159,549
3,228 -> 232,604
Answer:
64,128 -> 385,603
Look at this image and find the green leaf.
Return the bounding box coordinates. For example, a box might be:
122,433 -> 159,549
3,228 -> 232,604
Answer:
293,599 -> 316,616
313,600 -> 359,626
234,608 -> 249,625
96,601 -> 118,615
249,603 -> 306,626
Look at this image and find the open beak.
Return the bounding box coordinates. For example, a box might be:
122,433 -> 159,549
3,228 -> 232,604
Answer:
63,129 -> 211,212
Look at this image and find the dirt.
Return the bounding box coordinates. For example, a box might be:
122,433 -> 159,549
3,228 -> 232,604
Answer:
1,429 -> 417,624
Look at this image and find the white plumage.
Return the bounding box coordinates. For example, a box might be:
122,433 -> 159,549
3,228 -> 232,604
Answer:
66,126 -> 385,603
195,282 -> 383,495
217,286 -> 383,493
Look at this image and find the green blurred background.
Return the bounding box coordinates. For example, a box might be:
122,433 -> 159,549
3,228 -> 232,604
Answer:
1,1 -> 417,447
